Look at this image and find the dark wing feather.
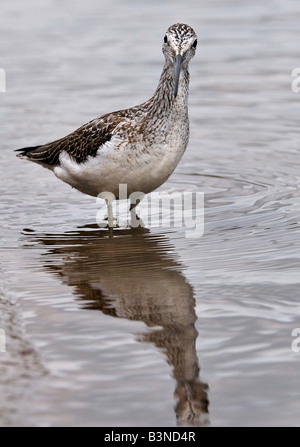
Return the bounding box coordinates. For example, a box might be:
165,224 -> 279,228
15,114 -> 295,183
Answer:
15,113 -> 124,167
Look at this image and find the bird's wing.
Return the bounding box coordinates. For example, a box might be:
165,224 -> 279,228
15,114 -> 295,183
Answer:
15,112 -> 126,167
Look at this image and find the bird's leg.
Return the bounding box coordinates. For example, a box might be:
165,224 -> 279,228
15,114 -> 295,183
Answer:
106,199 -> 114,228
129,200 -> 139,212
129,199 -> 145,228
130,199 -> 139,222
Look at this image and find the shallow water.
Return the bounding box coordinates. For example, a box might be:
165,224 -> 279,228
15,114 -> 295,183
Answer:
1,0 -> 300,427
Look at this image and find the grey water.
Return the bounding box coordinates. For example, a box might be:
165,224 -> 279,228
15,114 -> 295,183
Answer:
0,0 -> 300,427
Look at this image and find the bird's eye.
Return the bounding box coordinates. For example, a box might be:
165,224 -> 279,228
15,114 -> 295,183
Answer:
164,35 -> 168,44
192,39 -> 198,48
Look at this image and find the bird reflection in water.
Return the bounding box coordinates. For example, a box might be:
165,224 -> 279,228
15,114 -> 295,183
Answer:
29,226 -> 209,426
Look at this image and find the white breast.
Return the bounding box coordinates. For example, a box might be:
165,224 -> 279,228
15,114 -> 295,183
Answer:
53,104 -> 189,199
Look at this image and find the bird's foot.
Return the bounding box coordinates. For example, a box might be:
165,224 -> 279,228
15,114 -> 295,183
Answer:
103,216 -> 119,228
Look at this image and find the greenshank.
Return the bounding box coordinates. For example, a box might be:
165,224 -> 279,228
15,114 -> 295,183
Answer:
16,23 -> 198,227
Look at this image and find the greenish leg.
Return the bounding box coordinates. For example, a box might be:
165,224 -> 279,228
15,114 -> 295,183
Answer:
106,199 -> 114,228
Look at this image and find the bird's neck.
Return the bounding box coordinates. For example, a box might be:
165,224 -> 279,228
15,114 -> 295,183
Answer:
146,63 -> 190,117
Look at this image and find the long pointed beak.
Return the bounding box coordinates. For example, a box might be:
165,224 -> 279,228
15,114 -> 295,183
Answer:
174,54 -> 183,98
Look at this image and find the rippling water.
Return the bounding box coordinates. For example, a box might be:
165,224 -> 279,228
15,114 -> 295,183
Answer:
1,0 -> 300,427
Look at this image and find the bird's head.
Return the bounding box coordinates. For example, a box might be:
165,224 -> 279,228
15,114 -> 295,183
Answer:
162,23 -> 197,98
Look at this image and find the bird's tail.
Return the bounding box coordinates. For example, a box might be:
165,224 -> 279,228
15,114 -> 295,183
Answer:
15,145 -> 43,159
